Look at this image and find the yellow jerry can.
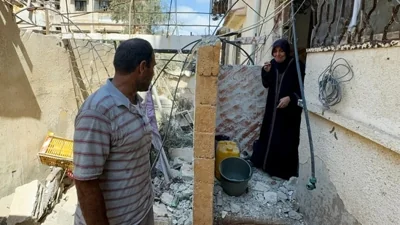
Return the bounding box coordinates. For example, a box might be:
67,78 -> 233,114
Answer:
215,141 -> 240,180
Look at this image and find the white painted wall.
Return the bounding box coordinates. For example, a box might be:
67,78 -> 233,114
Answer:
297,46 -> 400,225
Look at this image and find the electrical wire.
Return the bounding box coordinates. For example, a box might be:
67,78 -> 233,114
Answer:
241,0 -> 305,65
217,0 -> 292,38
220,38 -> 255,65
317,0 -> 354,109
318,58 -> 354,108
14,6 -> 111,77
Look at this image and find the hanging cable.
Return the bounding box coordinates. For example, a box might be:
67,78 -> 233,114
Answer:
219,38 -> 255,65
318,58 -> 354,108
317,0 -> 354,109
217,0 -> 292,38
290,0 -> 316,190
242,0 -> 306,65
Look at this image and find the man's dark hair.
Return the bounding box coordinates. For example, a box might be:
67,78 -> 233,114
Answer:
113,38 -> 154,74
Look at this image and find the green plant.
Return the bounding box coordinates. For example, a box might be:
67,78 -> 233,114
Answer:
110,0 -> 169,34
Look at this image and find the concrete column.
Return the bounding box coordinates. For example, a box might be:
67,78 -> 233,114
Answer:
192,43 -> 221,225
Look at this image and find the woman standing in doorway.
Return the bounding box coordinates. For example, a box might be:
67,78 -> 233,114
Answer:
250,39 -> 305,180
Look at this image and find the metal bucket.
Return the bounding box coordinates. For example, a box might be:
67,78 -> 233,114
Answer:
219,157 -> 253,197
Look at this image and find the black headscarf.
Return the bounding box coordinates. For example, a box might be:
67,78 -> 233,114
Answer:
270,39 -> 292,73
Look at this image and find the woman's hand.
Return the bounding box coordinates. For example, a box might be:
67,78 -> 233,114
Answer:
263,62 -> 271,72
277,96 -> 290,108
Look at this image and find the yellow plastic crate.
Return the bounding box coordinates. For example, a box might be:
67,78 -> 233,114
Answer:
38,133 -> 74,171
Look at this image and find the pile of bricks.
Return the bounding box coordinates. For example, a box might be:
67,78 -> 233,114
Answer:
192,43 -> 221,225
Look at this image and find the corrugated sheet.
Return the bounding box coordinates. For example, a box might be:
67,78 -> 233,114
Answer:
216,65 -> 267,153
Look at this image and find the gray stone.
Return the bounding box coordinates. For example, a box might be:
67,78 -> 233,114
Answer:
230,203 -> 241,213
277,191 -> 288,201
154,217 -> 172,225
284,177 -> 298,191
263,191 -> 278,204
288,210 -> 303,220
216,191 -> 223,206
253,181 -> 271,192
279,186 -> 288,194
168,148 -> 193,163
169,169 -> 181,179
172,158 -> 184,169
161,193 -> 174,206
154,203 -> 169,217
181,163 -> 193,181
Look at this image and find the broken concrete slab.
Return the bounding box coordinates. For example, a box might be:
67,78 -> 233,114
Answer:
8,180 -> 45,225
0,193 -> 14,225
155,217 -> 173,225
180,163 -> 193,181
168,148 -> 193,163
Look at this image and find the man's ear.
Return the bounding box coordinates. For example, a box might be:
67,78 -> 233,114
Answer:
139,60 -> 146,73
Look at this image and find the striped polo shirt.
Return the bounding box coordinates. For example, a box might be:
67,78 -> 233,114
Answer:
73,78 -> 153,225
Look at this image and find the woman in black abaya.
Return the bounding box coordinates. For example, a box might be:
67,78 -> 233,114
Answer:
250,39 -> 305,180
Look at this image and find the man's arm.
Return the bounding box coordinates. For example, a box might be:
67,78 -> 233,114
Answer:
75,179 -> 109,225
73,109 -> 112,225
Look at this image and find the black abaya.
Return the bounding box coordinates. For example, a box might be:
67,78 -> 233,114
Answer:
251,56 -> 305,180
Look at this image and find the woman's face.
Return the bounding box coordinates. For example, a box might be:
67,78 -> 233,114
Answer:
273,47 -> 286,63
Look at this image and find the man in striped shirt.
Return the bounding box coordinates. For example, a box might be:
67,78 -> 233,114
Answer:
73,38 -> 156,225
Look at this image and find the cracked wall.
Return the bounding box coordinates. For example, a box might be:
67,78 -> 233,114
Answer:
0,2 -> 78,197
297,47 -> 400,225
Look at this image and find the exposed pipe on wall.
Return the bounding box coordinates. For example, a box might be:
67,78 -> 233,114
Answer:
290,0 -> 317,190
347,0 -> 361,32
250,0 -> 261,62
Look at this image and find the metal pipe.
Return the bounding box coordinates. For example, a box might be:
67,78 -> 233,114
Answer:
250,0 -> 261,63
290,1 -> 317,190
128,0 -> 134,37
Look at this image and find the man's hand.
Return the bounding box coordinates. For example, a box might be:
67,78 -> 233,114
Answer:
277,96 -> 290,109
263,62 -> 271,72
75,179 -> 110,225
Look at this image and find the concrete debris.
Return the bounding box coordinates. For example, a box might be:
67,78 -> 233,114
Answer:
7,180 -> 45,225
253,181 -> 271,192
153,159 -> 194,225
0,193 -> 14,225
180,163 -> 194,181
168,148 -> 193,163
264,191 -> 278,204
214,168 -> 305,224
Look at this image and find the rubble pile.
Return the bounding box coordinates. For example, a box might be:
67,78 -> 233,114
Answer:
0,168 -> 70,225
214,168 -> 305,225
152,148 -> 195,225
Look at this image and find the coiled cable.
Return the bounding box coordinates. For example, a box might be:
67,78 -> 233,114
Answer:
318,57 -> 354,109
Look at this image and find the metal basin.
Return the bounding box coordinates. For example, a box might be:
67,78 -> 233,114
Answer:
219,157 -> 253,197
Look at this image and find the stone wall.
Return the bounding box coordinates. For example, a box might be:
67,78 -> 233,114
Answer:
192,44 -> 221,225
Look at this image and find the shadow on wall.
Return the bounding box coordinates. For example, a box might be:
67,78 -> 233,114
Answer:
297,156 -> 361,225
0,2 -> 41,119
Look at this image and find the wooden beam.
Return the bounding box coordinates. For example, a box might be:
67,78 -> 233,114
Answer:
61,33 -> 203,51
